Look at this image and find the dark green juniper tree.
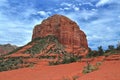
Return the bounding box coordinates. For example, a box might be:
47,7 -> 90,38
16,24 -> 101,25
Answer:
98,46 -> 104,56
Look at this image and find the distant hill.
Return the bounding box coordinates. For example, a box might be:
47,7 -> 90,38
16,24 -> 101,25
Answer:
0,44 -> 17,55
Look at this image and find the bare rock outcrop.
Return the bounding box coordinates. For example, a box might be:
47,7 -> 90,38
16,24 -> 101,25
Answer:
32,14 -> 88,55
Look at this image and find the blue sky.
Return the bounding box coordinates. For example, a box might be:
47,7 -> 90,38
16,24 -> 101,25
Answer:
0,0 -> 120,50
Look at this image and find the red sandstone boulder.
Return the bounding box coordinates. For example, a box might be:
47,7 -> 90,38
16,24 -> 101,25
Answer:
32,14 -> 88,55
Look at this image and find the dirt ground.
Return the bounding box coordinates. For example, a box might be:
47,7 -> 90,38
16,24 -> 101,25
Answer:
0,56 -> 120,80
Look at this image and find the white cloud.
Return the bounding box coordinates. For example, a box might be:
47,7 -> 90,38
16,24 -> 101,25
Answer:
0,0 -> 45,46
74,7 -> 80,11
37,11 -> 47,16
58,1 -> 120,49
83,2 -> 94,6
60,2 -> 72,6
0,0 -> 120,50
96,0 -> 112,7
72,5 -> 80,11
64,7 -> 70,10
37,11 -> 51,17
96,0 -> 120,7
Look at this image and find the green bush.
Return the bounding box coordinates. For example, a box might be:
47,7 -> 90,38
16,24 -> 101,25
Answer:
86,51 -> 98,58
98,46 -> 104,56
62,56 -> 78,64
0,57 -> 35,72
0,57 -> 23,71
96,62 -> 102,66
82,63 -> 98,74
49,54 -> 81,65
49,61 -> 61,65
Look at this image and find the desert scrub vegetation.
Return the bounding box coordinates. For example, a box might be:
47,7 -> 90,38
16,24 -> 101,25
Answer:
0,57 -> 23,72
24,35 -> 66,56
86,43 -> 120,58
0,57 -> 35,72
72,75 -> 80,80
61,75 -> 79,80
82,61 -> 102,74
49,54 -> 82,65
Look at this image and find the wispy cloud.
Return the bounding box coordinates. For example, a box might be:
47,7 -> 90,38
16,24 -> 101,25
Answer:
0,0 -> 120,50
37,11 -> 51,17
0,0 -> 43,46
57,0 -> 120,49
96,0 -> 111,7
60,2 -> 72,7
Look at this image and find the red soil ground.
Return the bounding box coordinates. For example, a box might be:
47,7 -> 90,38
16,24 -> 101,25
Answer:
0,62 -> 85,80
79,60 -> 120,80
0,55 -> 120,80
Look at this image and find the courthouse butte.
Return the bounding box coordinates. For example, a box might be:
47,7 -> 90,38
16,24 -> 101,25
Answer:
32,14 -> 88,56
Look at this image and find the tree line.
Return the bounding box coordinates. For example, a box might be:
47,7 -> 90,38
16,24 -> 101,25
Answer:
86,42 -> 120,58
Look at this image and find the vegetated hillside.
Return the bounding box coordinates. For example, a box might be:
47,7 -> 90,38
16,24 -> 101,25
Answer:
0,35 -> 83,72
0,44 -> 17,55
0,14 -> 89,72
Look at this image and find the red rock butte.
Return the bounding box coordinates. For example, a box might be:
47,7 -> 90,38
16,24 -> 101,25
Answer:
32,14 -> 88,55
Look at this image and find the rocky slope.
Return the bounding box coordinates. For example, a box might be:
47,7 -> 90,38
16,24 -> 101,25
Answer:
0,14 -> 88,72
32,14 -> 88,55
0,44 -> 17,55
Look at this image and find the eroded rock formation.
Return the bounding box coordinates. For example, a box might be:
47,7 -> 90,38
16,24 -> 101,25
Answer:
32,14 -> 88,55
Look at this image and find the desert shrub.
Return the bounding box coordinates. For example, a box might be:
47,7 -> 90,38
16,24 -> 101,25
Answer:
108,45 -> 115,51
61,75 -> 79,80
96,62 -> 102,66
72,75 -> 79,80
49,54 -> 81,65
98,46 -> 104,56
0,57 -> 35,72
110,50 -> 116,54
38,55 -> 56,59
49,61 -> 61,65
61,55 -> 80,64
28,63 -> 35,68
105,45 -> 116,54
86,50 -> 98,58
62,56 -> 78,64
86,46 -> 105,58
62,76 -> 70,80
82,62 -> 98,74
0,57 -> 23,71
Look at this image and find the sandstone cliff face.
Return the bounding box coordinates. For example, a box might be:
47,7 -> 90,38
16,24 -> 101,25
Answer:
32,14 -> 88,54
